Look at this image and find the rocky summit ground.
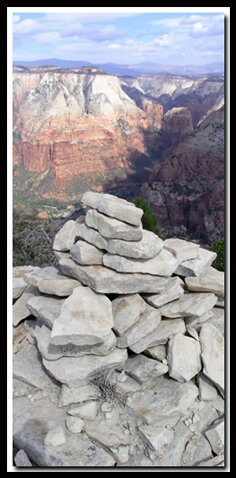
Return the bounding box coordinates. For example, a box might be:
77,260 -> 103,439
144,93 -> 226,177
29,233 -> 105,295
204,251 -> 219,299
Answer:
13,191 -> 225,468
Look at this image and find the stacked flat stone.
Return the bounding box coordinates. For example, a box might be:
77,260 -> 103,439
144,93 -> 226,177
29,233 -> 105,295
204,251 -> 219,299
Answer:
12,191 -> 225,468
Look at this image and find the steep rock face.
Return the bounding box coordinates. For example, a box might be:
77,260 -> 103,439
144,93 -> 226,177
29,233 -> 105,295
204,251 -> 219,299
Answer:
142,106 -> 224,244
13,69 -> 164,185
162,107 -> 193,147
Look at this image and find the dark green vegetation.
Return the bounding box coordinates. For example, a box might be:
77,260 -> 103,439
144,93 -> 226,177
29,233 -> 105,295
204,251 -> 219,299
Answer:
132,197 -> 159,235
210,240 -> 224,272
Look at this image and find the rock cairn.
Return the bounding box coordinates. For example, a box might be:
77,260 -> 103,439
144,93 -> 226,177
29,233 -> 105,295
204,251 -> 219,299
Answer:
13,192 -> 225,468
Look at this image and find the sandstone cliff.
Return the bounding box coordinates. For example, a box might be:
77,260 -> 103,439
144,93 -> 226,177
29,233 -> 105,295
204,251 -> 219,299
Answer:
13,69 -> 163,189
141,106 -> 224,244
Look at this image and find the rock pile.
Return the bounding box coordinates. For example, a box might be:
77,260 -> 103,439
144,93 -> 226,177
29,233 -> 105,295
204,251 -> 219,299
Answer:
13,192 -> 225,468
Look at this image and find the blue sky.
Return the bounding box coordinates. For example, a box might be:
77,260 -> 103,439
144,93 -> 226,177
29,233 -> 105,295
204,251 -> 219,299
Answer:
12,11 -> 224,65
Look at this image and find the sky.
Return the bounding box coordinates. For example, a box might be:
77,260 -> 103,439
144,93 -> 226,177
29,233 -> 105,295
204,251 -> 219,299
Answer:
12,9 -> 224,66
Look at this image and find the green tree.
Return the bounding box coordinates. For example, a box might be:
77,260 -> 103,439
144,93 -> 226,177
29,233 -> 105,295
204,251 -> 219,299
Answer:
210,240 -> 224,271
132,197 -> 159,235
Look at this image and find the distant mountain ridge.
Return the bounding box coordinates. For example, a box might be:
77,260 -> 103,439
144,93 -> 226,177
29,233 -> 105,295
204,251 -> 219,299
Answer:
13,59 -> 224,77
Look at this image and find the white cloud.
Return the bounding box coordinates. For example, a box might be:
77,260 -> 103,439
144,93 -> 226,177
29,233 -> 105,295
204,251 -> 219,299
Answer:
14,18 -> 40,34
193,22 -> 206,33
108,43 -> 122,50
35,32 -> 61,44
13,14 -> 21,24
153,34 -> 171,47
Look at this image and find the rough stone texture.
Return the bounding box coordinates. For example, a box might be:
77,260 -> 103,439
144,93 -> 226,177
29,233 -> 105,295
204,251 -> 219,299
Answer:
144,277 -> 184,308
160,293 -> 217,318
13,285 -> 40,326
35,320 -> 116,361
85,208 -> 143,241
13,342 -> 56,389
58,254 -> 170,294
107,230 -> 163,259
167,334 -> 201,382
44,426 -> 66,447
13,277 -> 28,299
185,266 -> 224,297
127,377 -> 198,424
27,296 -> 65,329
198,373 -> 218,401
70,240 -> 103,265
138,425 -> 174,452
82,191 -> 143,226
74,222 -> 108,250
117,305 -> 161,349
66,416 -> 84,434
67,401 -> 98,421
14,396 -> 115,466
144,345 -> 166,362
13,265 -> 39,278
103,249 -> 178,277
185,310 -> 214,327
124,355 -> 168,384
181,434 -> 212,466
25,266 -> 81,296
53,220 -> 80,251
42,348 -> 128,387
154,420 -> 193,466
175,248 -> 217,277
112,294 -> 146,336
205,417 -> 224,455
164,238 -> 199,262
50,286 -> 113,347
58,384 -> 101,407
14,449 -> 32,467
130,318 -> 186,353
200,323 -> 224,394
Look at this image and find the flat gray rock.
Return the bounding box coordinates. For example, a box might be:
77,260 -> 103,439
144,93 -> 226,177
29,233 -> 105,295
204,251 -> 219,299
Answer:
200,323 -> 224,394
154,421 -> 192,466
70,240 -> 103,265
14,449 -> 32,467
112,294 -> 146,336
13,265 -> 39,278
24,266 -> 81,296
58,254 -> 170,294
42,348 -> 128,387
82,191 -> 143,226
85,208 -> 143,241
181,434 -> 212,466
53,220 -> 81,251
185,310 -> 214,327
129,318 -> 186,353
117,304 -> 161,349
44,426 -> 66,447
167,334 -> 201,382
103,249 -> 178,277
58,384 -> 101,407
65,416 -> 84,434
175,248 -> 217,277
124,354 -> 168,384
74,222 -> 108,250
13,342 -> 56,389
144,345 -> 166,362
107,230 -> 163,259
160,292 -> 217,318
198,373 -> 218,401
35,320 -> 116,361
164,238 -> 200,262
144,277 -> 184,308
13,285 -> 40,326
216,296 -> 224,308
185,266 -> 224,297
14,396 -> 115,466
13,277 -> 27,299
138,424 -> 174,452
27,296 -> 65,329
127,377 -> 198,424
67,401 -> 98,421
50,286 -> 113,347
205,417 -> 224,455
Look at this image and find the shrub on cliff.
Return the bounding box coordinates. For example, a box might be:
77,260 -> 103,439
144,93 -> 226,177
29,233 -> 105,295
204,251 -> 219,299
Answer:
210,240 -> 224,272
132,197 -> 159,235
